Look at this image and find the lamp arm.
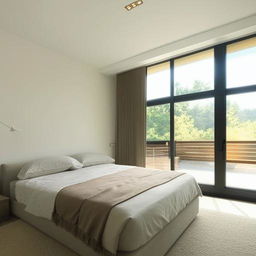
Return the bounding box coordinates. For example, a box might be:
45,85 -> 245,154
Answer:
0,120 -> 18,132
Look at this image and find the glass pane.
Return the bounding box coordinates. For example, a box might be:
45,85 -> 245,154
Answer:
175,98 -> 214,184
227,37 -> 256,88
147,62 -> 170,100
174,49 -> 214,96
226,92 -> 256,190
146,104 -> 170,170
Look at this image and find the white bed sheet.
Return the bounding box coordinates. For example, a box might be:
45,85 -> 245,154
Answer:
12,164 -> 201,254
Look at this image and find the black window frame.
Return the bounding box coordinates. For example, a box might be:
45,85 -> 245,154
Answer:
146,34 -> 256,202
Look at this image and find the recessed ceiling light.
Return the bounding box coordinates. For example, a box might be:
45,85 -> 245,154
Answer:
125,0 -> 144,11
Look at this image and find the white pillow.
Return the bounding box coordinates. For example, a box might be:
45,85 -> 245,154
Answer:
17,156 -> 83,180
72,153 -> 115,167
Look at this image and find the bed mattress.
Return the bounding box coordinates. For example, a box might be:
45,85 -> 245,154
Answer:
11,164 -> 201,254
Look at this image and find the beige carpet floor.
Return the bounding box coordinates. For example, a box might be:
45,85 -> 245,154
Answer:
0,201 -> 256,256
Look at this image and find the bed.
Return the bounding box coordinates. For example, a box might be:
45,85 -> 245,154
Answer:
0,162 -> 201,256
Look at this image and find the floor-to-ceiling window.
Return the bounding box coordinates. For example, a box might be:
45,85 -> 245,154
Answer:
173,50 -> 215,185
146,62 -> 171,170
146,35 -> 256,201
225,38 -> 256,191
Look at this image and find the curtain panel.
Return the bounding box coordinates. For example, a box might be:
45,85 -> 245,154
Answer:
116,67 -> 146,167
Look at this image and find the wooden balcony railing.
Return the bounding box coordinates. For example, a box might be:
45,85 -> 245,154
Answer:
146,141 -> 256,164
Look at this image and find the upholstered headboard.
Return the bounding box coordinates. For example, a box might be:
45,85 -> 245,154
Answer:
0,163 -> 24,197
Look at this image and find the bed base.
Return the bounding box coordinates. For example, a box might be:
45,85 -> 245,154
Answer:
11,197 -> 199,256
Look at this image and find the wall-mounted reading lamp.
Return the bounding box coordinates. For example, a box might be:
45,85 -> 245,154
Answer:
0,120 -> 19,132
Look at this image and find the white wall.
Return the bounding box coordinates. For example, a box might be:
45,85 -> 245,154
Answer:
0,29 -> 116,164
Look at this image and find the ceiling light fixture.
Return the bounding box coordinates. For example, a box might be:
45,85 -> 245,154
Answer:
125,0 -> 144,11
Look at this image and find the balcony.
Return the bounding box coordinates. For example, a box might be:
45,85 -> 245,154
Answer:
146,141 -> 256,190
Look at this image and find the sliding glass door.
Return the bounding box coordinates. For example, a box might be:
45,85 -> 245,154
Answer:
146,35 -> 256,201
173,50 -> 215,185
146,49 -> 215,185
226,93 -> 256,190
225,38 -> 256,191
174,98 -> 214,185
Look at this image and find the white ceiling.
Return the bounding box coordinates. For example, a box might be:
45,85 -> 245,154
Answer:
0,0 -> 255,73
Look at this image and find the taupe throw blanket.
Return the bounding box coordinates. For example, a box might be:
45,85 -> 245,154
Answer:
52,168 -> 184,255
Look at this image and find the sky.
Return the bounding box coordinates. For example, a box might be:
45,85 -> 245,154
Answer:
147,46 -> 256,109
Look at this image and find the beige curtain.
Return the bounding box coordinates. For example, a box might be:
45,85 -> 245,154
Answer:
116,67 -> 146,167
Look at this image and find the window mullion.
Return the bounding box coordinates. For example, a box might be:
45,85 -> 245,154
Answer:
214,45 -> 226,190
170,60 -> 175,170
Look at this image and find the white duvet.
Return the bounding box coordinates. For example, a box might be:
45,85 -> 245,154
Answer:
13,164 -> 201,254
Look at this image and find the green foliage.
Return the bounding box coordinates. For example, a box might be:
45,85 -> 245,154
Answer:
227,101 -> 256,140
147,80 -> 256,141
174,113 -> 214,141
175,80 -> 211,96
227,121 -> 256,140
146,104 -> 170,141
